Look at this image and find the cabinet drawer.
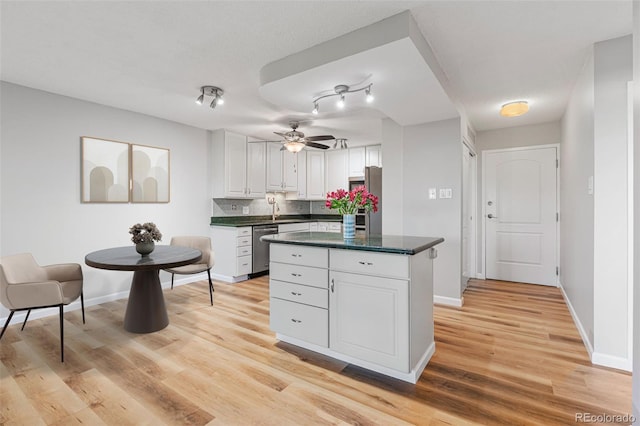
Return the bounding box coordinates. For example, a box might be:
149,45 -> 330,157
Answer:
270,298 -> 328,347
237,246 -> 253,257
270,244 -> 328,268
270,262 -> 327,289
236,255 -> 252,275
330,249 -> 409,279
237,236 -> 252,247
270,280 -> 328,309
237,227 -> 252,237
278,222 -> 310,233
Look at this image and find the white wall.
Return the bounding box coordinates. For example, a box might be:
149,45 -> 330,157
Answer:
592,35 -> 633,367
632,0 -> 640,418
560,49 -> 596,351
475,121 -> 562,276
402,118 -> 462,303
0,82 -> 211,322
381,118 -> 404,235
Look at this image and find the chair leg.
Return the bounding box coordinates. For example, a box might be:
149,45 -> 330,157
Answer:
80,292 -> 85,324
59,305 -> 64,363
207,269 -> 214,305
0,311 -> 15,340
21,309 -> 31,331
171,273 -> 175,290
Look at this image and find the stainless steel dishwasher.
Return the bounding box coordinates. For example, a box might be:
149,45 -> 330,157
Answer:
252,225 -> 279,275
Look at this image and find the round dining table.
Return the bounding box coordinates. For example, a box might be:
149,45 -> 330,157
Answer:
85,245 -> 202,333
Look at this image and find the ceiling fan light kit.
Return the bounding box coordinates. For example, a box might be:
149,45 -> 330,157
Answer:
500,100 -> 529,117
196,86 -> 225,110
312,83 -> 373,114
274,121 -> 335,153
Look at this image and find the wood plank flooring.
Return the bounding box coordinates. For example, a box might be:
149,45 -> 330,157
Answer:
0,278 -> 632,425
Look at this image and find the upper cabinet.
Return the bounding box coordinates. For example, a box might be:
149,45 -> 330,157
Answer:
306,150 -> 326,200
296,150 -> 307,199
211,130 -> 265,199
266,142 -> 298,192
366,145 -> 382,168
325,149 -> 349,192
348,147 -> 366,178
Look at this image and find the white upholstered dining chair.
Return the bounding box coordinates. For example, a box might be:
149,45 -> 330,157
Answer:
163,236 -> 215,305
0,253 -> 85,362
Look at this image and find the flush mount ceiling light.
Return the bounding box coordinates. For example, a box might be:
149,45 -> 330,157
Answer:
500,101 -> 529,117
312,83 -> 373,115
196,86 -> 225,109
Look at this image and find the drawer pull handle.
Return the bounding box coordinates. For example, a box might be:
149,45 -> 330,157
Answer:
331,278 -> 334,293
358,261 -> 374,266
290,292 -> 302,296
291,254 -> 302,258
291,318 -> 302,323
290,273 -> 302,277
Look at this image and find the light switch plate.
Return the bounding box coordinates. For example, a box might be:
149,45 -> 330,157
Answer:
445,188 -> 452,198
588,176 -> 594,195
439,188 -> 446,199
428,188 -> 437,199
242,206 -> 249,215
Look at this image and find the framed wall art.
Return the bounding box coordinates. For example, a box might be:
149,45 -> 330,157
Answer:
131,143 -> 170,203
81,137 -> 130,203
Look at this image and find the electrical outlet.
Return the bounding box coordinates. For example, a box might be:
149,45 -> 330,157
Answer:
445,188 -> 452,198
242,206 -> 249,215
231,204 -> 237,210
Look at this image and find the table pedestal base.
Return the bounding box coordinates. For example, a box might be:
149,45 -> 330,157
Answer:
124,270 -> 169,333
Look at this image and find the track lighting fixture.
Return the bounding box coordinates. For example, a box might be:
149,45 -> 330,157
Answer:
333,138 -> 348,149
196,86 -> 225,110
312,83 -> 373,114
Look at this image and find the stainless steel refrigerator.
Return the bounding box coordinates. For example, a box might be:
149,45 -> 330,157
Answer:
365,166 -> 382,235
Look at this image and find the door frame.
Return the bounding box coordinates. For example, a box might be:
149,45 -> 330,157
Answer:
480,144 -> 560,285
462,138 -> 478,287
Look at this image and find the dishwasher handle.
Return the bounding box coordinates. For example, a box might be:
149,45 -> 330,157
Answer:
254,227 -> 278,233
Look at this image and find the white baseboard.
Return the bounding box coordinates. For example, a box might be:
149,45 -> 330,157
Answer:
476,272 -> 486,279
559,283 -> 594,358
211,273 -> 249,283
0,273 -> 209,327
591,351 -> 632,372
434,295 -> 464,307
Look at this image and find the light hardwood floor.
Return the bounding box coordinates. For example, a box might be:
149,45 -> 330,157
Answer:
0,277 -> 632,425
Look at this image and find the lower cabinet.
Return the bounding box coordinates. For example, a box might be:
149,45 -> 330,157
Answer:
329,271 -> 409,372
269,244 -> 433,382
210,226 -> 253,282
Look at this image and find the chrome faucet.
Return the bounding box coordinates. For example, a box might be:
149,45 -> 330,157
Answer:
267,196 -> 280,221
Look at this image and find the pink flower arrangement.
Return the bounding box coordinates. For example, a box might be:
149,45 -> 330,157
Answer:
325,186 -> 379,215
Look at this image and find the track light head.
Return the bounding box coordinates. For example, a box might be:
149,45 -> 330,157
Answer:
312,102 -> 319,115
365,87 -> 374,103
336,94 -> 345,109
197,86 -> 224,110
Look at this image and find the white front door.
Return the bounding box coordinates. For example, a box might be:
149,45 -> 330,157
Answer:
484,147 -> 558,286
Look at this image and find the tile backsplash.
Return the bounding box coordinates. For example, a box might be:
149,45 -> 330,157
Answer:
212,195 -> 341,217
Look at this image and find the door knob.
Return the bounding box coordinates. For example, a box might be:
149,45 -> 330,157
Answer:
488,214 -> 498,219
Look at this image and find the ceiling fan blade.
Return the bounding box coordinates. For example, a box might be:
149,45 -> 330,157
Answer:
304,141 -> 330,150
305,135 -> 335,142
274,131 -> 287,137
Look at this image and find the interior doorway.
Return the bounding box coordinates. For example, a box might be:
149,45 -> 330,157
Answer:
461,141 -> 477,292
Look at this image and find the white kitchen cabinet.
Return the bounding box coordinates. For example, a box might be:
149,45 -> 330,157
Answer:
314,221 -> 341,233
306,151 -> 325,200
210,130 -> 247,198
277,222 -> 310,233
296,150 -> 307,199
211,130 -> 266,199
325,149 -> 349,192
348,147 -> 366,178
266,142 -> 298,192
246,141 -> 266,198
210,226 -> 252,282
366,145 -> 382,168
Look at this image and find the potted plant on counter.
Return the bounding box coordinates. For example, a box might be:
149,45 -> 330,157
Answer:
326,186 -> 378,239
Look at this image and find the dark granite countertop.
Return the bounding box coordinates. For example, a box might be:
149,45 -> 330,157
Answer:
261,232 -> 444,255
210,215 -> 342,227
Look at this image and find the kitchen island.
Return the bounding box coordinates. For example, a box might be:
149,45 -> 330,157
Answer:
261,232 -> 444,383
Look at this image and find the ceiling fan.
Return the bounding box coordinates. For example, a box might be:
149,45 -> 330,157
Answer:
273,121 -> 334,152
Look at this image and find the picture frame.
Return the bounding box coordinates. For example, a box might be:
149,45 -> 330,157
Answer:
81,137 -> 130,203
131,143 -> 170,203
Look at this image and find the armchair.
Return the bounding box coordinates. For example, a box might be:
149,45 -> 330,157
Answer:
0,253 -> 85,362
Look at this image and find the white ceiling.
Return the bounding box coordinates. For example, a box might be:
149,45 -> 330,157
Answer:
0,1 -> 633,145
